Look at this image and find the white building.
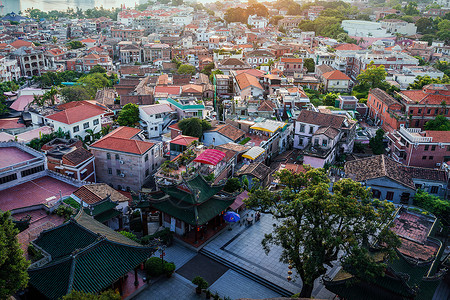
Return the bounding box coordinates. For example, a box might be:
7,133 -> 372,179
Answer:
342,20 -> 392,38
139,104 -> 176,138
172,14 -> 194,26
380,19 -> 417,36
247,15 -> 268,29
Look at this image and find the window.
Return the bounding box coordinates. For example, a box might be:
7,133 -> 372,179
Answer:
386,191 -> 394,201
314,139 -> 319,145
430,186 -> 439,194
429,156 -> 434,160
108,168 -> 112,175
21,165 -> 44,177
431,145 -> 436,151
83,122 -> 89,129
418,108 -> 422,113
322,139 -> 328,147
427,109 -> 431,114
145,169 -> 149,177
415,120 -> 420,127
145,154 -> 148,162
73,126 -> 79,133
309,126 -> 314,134
435,109 -> 439,115
115,154 -> 120,160
300,124 -> 305,133
0,173 -> 18,184
410,109 -> 413,114
422,156 -> 427,160
107,153 -> 111,160
116,169 -> 121,175
93,119 -> 99,126
372,189 -> 381,198
424,145 -> 429,151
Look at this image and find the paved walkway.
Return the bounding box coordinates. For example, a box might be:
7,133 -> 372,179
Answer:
202,210 -> 338,299
133,242 -> 283,300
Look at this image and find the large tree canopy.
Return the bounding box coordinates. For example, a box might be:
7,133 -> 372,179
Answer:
117,103 -> 140,127
424,114 -> 450,131
245,168 -> 400,297
0,211 -> 30,298
178,117 -> 211,138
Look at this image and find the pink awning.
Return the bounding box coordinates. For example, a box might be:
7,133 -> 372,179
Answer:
194,149 -> 226,166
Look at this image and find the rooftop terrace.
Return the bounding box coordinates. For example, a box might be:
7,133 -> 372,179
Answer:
0,147 -> 36,169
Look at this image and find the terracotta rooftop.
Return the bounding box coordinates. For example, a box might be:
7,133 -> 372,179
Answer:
104,126 -> 140,139
314,126 -> 340,139
322,70 -> 351,80
0,176 -> 78,211
73,183 -> 129,205
0,147 -> 37,169
170,135 -> 198,146
62,147 -> 93,166
90,136 -> 154,155
46,103 -> 105,125
235,72 -> 263,90
0,118 -> 25,129
334,43 -> 362,51
370,88 -> 398,107
216,142 -> 250,153
236,162 -> 272,181
210,123 -> 246,142
296,110 -> 345,128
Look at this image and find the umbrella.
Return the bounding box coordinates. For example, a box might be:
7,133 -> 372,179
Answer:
223,211 -> 240,223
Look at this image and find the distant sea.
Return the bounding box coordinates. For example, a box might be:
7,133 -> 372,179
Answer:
1,0 -> 214,14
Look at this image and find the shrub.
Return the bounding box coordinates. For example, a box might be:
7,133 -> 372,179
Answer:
164,262 -> 176,275
118,231 -> 139,242
28,244 -> 44,262
145,257 -> 165,277
55,205 -> 74,220
141,228 -> 173,246
192,276 -> 208,289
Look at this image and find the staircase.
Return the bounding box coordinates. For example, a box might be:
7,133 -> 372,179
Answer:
200,248 -> 294,297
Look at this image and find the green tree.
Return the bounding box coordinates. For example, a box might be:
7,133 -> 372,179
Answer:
413,189 -> 450,225
403,1 -> 419,15
200,62 -> 215,77
178,118 -> 211,138
210,69 -> 224,83
67,40 -> 84,49
246,3 -> 269,18
409,74 -> 450,90
0,211 -> 30,298
369,128 -> 385,155
424,115 -> 450,131
77,73 -> 109,99
323,92 -> 339,106
415,17 -> 435,34
223,177 -> 242,193
224,7 -> 248,23
177,64 -> 196,75
60,86 -> 90,103
89,65 -> 107,74
269,15 -> 284,26
117,103 -> 140,127
356,62 -> 387,89
303,58 -> 315,73
245,169 -> 400,298
62,289 -> 121,300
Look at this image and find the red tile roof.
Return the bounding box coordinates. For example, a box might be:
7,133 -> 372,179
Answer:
154,86 -> 181,95
322,70 -> 351,80
423,131 -> 450,143
334,43 -> 362,51
46,103 -> 105,125
10,40 -> 33,49
0,118 -> 25,129
280,57 -> 303,63
90,126 -> 154,155
170,135 -> 198,146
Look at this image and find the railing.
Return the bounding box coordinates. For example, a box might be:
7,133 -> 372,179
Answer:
399,127 -> 433,143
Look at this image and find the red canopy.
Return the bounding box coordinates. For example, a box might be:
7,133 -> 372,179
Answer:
194,149 -> 226,166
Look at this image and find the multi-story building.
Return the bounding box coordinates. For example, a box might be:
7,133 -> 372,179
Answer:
119,44 -> 142,64
0,56 -> 20,82
215,74 -> 233,97
89,126 -> 164,191
244,50 -> 276,68
396,84 -> 450,128
380,19 -> 417,35
294,110 -> 357,168
11,47 -> 45,77
276,57 -> 304,76
247,14 -> 268,28
139,104 -> 176,138
320,70 -> 352,93
388,126 -> 450,169
393,66 -> 443,90
367,88 -> 406,132
159,97 -> 211,120
143,43 -> 171,62
111,27 -> 145,41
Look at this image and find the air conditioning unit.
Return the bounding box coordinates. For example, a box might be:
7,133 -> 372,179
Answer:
119,160 -> 124,164
120,173 -> 125,177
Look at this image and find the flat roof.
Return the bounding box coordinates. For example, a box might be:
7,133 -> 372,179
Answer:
0,147 -> 36,169
0,176 -> 78,211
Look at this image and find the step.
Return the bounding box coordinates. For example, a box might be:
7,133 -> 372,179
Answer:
200,248 -> 294,297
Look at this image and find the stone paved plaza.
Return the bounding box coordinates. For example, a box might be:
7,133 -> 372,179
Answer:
132,210 -> 338,300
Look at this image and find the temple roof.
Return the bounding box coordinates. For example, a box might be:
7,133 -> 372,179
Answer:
29,212 -> 155,299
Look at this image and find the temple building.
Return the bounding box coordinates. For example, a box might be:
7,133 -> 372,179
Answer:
27,210 -> 155,299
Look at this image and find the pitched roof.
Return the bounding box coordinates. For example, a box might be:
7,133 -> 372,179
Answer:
236,162 -> 271,180
62,147 -> 93,166
46,104 -> 105,125
334,43 -> 362,51
140,104 -> 173,116
322,70 -> 351,80
423,131 -> 450,143
182,84 -> 203,94
103,126 -> 140,139
344,155 -> 415,189
258,100 -> 276,112
314,126 -> 340,139
194,149 -> 226,166
90,136 -> 154,155
29,212 -> 154,300
296,110 -> 345,128
369,88 -> 398,107
73,183 -> 130,204
154,85 -> 181,95
210,123 -> 246,141
280,57 -> 303,63
399,84 -> 450,105
170,135 -> 198,146
220,57 -> 247,66
235,72 -> 263,90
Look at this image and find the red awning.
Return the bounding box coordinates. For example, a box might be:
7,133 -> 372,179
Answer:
194,149 -> 226,166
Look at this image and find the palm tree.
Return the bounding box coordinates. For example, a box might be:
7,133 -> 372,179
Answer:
85,129 -> 96,144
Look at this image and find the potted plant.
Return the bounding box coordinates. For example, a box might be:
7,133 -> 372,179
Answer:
192,276 -> 208,294
205,290 -> 211,299
164,262 -> 176,278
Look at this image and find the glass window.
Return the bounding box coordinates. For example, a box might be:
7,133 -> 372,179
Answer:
431,145 -> 436,151
309,126 -> 314,134
73,126 -> 79,133
116,169 -> 121,175
145,154 -> 148,161
322,139 -> 328,147
418,108 -> 422,113
83,122 -> 89,129
93,119 -> 99,125
300,124 -> 305,133
108,168 -> 112,175
430,186 -> 439,194
424,145 -> 429,151
422,156 -> 427,160
386,191 -> 394,201
107,153 -> 111,160
115,154 -> 120,160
